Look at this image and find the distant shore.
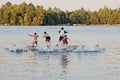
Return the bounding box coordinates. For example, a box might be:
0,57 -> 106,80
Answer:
0,24 -> 120,27
72,24 -> 120,26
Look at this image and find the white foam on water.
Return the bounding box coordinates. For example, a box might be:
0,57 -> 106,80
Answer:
5,44 -> 106,54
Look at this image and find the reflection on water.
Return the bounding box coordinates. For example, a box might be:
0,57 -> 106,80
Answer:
0,26 -> 120,80
61,54 -> 69,75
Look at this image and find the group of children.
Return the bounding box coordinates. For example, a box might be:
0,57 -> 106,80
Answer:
28,27 -> 70,47
58,27 -> 70,46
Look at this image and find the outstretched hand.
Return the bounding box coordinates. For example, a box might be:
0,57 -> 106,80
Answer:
28,34 -> 33,37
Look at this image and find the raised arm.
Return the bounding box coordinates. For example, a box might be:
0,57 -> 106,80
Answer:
28,34 -> 33,37
64,30 -> 69,33
42,34 -> 46,38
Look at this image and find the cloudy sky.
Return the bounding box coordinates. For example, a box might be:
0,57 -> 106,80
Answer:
0,0 -> 120,11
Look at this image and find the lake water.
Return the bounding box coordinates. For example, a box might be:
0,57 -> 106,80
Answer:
0,26 -> 120,80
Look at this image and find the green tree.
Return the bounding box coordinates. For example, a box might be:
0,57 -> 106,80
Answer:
89,11 -> 100,25
0,2 -> 120,26
33,6 -> 45,25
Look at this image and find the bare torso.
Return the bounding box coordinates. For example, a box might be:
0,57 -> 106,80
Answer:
28,34 -> 39,40
33,34 -> 39,40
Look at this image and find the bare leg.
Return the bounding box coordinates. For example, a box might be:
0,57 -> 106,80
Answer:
32,43 -> 34,47
46,42 -> 51,48
49,42 -> 51,47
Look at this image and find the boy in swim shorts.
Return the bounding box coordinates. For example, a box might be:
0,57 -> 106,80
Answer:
43,32 -> 51,47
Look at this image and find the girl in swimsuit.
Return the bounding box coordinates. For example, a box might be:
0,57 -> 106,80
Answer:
62,35 -> 70,46
59,27 -> 68,45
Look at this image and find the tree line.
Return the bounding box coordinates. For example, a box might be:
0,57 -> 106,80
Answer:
0,2 -> 120,26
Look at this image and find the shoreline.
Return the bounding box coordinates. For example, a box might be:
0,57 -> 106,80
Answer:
72,24 -> 120,26
0,24 -> 120,27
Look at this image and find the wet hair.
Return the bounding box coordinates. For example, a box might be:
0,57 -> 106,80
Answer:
61,27 -> 64,30
64,35 -> 67,37
44,32 -> 47,34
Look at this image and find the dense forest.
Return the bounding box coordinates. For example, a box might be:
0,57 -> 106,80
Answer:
0,2 -> 120,26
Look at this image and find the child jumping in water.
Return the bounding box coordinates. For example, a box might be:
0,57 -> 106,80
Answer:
59,27 -> 68,45
43,32 -> 51,47
28,32 -> 39,47
62,35 -> 70,46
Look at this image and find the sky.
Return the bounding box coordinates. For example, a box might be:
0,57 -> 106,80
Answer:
0,0 -> 120,11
